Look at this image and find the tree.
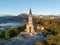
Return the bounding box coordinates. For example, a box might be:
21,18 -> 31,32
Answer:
11,27 -> 19,36
45,35 -> 56,45
0,30 -> 5,38
18,25 -> 25,32
5,29 -> 11,39
50,23 -> 58,35
42,30 -> 48,37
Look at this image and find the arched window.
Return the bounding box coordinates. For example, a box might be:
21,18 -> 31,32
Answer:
29,27 -> 31,33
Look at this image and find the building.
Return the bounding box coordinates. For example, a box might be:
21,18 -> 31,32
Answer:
20,9 -> 44,36
25,8 -> 36,36
36,24 -> 44,31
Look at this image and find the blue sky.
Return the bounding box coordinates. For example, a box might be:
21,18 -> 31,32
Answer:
0,0 -> 60,16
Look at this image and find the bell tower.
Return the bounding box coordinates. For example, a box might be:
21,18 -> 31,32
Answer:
25,8 -> 35,36
29,8 -> 32,14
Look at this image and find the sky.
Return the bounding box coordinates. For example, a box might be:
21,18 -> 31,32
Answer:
0,0 -> 60,16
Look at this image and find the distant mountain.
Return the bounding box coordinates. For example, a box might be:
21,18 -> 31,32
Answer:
38,15 -> 60,19
0,13 -> 38,23
0,14 -> 60,23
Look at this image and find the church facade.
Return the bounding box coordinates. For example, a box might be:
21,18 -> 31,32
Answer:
25,9 -> 36,36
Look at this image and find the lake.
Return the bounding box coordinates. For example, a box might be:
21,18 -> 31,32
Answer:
0,22 -> 24,27
0,22 -> 25,30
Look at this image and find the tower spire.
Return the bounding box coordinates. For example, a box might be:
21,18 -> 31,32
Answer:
25,8 -> 36,36
29,8 -> 32,14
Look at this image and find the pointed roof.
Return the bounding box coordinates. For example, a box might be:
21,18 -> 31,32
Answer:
29,8 -> 32,14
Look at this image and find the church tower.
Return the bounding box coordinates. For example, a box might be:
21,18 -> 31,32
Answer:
25,8 -> 35,36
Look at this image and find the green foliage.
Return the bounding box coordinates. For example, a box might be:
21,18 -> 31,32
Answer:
34,18 -> 60,45
5,29 -> 11,39
0,30 -> 5,38
42,30 -> 48,37
45,35 -> 56,45
4,25 -> 25,39
10,28 -> 18,36
18,25 -> 25,33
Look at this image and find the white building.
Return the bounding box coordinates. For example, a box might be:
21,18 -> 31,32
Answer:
25,9 -> 36,36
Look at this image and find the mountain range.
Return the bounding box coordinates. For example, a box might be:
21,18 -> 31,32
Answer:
0,13 -> 60,23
